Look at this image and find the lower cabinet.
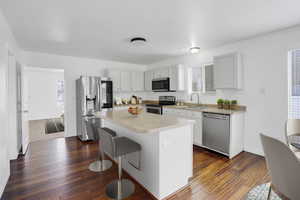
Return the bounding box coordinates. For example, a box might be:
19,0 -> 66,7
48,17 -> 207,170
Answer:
164,108 -> 202,146
164,108 -> 245,158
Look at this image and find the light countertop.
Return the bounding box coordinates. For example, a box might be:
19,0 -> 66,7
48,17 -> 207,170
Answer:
164,105 -> 245,115
95,110 -> 194,133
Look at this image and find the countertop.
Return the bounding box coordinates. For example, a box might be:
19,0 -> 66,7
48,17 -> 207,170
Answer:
164,105 -> 245,115
95,110 -> 194,133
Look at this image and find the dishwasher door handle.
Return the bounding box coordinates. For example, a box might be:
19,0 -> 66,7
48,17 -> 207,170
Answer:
203,113 -> 230,120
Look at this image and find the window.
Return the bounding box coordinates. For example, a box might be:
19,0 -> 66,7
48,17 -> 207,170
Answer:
288,50 -> 300,119
191,67 -> 202,92
57,80 -> 64,106
189,64 -> 216,93
203,64 -> 216,93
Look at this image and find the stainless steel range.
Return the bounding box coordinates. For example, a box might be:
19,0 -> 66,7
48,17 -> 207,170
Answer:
145,96 -> 176,115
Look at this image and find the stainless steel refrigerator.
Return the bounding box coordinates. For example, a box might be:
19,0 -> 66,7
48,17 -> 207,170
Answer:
76,76 -> 113,141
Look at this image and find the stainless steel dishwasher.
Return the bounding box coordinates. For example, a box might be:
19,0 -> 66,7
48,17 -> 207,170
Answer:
202,112 -> 230,155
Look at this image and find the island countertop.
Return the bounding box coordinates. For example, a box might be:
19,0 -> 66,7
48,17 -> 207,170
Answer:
95,110 -> 194,133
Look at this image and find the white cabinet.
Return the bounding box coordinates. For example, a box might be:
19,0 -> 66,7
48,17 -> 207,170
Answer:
108,70 -> 145,92
144,65 -> 186,91
154,68 -> 169,79
169,65 -> 185,91
108,70 -> 121,92
120,71 -> 131,91
213,53 -> 242,89
144,70 -> 154,91
132,71 -> 144,91
163,108 -> 202,146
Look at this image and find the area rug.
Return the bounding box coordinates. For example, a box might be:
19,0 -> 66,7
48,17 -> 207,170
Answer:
45,118 -> 64,134
246,183 -> 281,200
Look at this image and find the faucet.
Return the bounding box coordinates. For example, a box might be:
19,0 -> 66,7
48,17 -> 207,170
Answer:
190,93 -> 201,105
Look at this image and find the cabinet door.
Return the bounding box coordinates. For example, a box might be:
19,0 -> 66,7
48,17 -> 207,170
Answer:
132,71 -> 144,91
214,53 -> 241,89
154,68 -> 169,78
193,115 -> 202,146
120,71 -> 131,91
144,70 -> 153,91
160,68 -> 169,77
108,70 -> 121,92
169,65 -> 185,91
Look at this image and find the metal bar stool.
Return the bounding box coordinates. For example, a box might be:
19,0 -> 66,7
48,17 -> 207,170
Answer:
99,127 -> 142,200
88,122 -> 116,172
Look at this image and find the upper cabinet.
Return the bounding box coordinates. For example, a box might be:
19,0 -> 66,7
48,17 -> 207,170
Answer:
153,68 -> 169,79
108,70 -> 121,92
213,53 -> 243,90
132,71 -> 144,91
120,71 -> 131,91
144,65 -> 186,92
144,70 -> 154,91
107,70 -> 144,92
169,65 -> 185,91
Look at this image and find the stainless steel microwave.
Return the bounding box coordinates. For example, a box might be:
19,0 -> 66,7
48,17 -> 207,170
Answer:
152,77 -> 170,92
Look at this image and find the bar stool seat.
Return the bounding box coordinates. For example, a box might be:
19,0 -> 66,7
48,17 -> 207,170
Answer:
114,137 -> 141,157
99,128 -> 141,200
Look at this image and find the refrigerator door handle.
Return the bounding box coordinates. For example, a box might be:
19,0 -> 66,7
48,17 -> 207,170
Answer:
98,80 -> 103,109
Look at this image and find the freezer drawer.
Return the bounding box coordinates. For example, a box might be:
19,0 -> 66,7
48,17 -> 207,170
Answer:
202,113 -> 230,155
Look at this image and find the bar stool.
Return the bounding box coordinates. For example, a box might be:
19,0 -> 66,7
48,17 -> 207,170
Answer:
88,124 -> 116,172
99,127 -> 141,200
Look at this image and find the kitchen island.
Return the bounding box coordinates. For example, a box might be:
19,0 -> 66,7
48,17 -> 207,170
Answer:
95,110 -> 194,200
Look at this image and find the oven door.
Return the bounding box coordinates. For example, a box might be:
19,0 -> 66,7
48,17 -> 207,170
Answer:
146,106 -> 162,115
152,78 -> 170,92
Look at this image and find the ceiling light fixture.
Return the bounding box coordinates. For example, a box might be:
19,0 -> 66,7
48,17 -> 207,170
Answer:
130,37 -> 147,46
190,47 -> 200,54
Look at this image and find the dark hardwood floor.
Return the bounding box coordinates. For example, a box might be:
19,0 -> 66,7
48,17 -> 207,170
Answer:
1,137 -> 269,200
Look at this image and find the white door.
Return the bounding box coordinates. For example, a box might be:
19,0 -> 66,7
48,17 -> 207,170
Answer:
16,65 -> 30,155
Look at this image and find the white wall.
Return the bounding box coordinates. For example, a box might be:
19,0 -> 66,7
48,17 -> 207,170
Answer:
21,51 -> 147,138
148,26 -> 300,156
26,67 -> 64,120
0,10 -> 20,198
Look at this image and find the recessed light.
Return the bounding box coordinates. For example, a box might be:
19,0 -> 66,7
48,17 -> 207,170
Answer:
190,47 -> 200,54
130,37 -> 147,46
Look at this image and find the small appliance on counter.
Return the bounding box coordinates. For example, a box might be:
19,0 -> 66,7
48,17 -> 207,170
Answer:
130,95 -> 138,104
137,97 -> 143,104
145,96 -> 176,115
115,97 -> 122,105
122,98 -> 129,104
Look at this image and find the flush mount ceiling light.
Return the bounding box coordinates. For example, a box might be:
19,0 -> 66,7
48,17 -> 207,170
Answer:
190,47 -> 201,54
130,37 -> 147,46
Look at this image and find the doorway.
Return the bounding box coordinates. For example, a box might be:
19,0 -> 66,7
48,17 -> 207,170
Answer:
25,67 -> 65,142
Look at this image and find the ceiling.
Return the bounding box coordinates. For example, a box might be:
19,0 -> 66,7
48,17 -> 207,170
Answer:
1,0 -> 300,64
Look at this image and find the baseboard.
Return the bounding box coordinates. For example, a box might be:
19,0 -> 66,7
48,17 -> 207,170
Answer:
0,172 -> 9,199
244,147 -> 264,157
8,150 -> 19,160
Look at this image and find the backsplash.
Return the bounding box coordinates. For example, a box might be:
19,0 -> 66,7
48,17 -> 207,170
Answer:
114,90 -> 244,105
